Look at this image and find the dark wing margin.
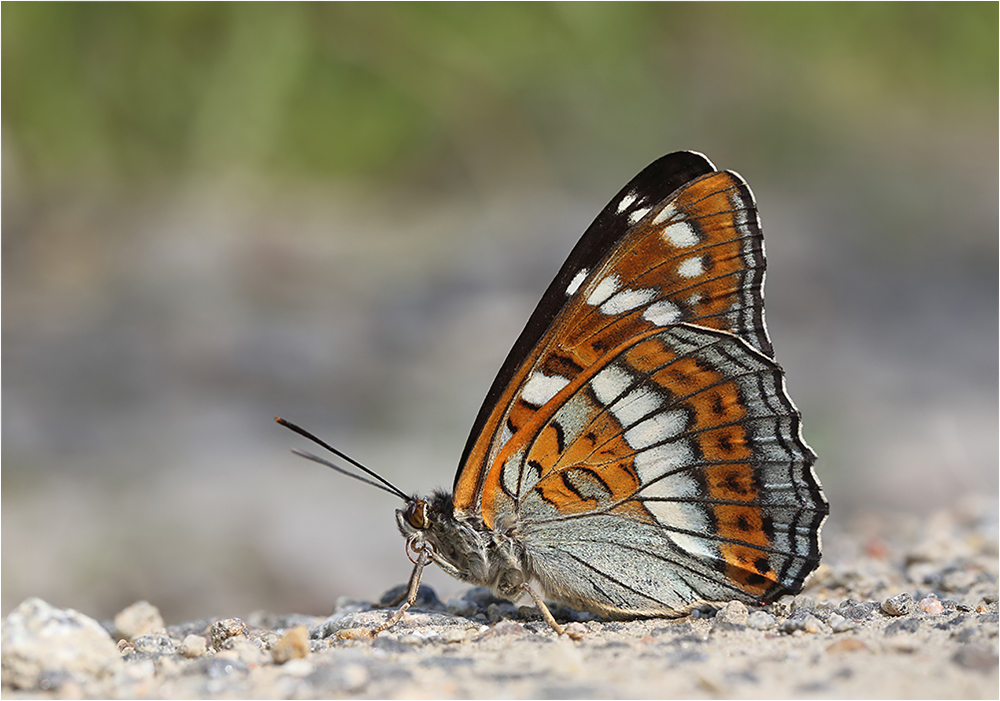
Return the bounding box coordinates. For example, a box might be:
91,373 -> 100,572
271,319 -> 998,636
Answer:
456,152 -> 718,484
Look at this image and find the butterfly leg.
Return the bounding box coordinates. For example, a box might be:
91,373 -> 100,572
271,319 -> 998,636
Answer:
519,583 -> 583,639
367,545 -> 431,637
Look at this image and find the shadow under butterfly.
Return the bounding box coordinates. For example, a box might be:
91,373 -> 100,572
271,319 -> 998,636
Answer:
279,150 -> 829,638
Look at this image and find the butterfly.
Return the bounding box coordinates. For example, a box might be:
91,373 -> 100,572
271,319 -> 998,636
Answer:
279,150 -> 828,637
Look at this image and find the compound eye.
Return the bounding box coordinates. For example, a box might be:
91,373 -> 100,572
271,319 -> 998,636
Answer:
405,500 -> 428,530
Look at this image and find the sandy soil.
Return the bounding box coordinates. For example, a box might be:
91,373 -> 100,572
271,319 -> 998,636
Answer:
2,498 -> 996,699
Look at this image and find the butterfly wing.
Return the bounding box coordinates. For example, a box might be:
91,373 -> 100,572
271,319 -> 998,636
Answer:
457,152 -> 775,515
511,323 -> 824,613
456,152 -> 718,497
451,151 -> 827,612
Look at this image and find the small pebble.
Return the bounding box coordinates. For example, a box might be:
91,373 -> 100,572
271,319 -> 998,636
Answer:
920,597 -> 945,615
881,592 -> 915,617
446,598 -> 479,618
839,601 -> 878,621
486,602 -> 519,622
828,613 -> 855,633
779,613 -> 828,634
746,611 -> 777,630
218,638 -> 266,666
0,598 -> 123,690
790,595 -> 816,613
271,626 -> 309,664
113,601 -> 165,641
179,634 -> 207,658
517,605 -> 542,620
131,634 -> 175,655
826,638 -> 869,654
378,584 -> 442,610
770,595 -> 795,617
461,587 -> 503,607
715,601 -> 749,626
209,618 -> 248,650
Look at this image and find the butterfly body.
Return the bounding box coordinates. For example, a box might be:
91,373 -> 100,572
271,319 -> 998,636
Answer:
284,151 -> 827,634
397,491 -> 530,600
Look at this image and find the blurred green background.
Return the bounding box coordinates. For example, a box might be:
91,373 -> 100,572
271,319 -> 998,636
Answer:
3,3 -> 997,624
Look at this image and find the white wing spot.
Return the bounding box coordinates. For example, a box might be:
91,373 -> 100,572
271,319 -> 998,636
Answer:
624,410 -> 688,449
640,471 -> 699,498
586,274 -> 620,306
616,192 -> 637,213
610,387 -> 662,427
627,206 -> 651,224
652,203 -> 678,225
643,300 -> 681,326
600,287 -> 657,315
498,422 -> 513,447
566,268 -> 588,296
677,256 -> 704,279
633,441 -> 695,482
521,371 -> 570,407
591,364 -> 632,405
662,221 -> 699,248
645,501 -> 717,559
502,446 -> 525,495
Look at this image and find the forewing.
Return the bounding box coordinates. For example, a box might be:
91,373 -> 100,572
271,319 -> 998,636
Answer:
454,152 -> 773,518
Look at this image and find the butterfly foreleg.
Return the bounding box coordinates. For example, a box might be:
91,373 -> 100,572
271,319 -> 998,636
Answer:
367,540 -> 432,637
375,548 -> 426,609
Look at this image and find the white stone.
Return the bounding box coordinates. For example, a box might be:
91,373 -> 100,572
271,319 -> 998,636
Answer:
1,598 -> 123,690
113,600 -> 165,641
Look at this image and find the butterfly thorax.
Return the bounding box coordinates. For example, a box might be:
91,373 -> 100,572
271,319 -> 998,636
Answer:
396,490 -> 529,599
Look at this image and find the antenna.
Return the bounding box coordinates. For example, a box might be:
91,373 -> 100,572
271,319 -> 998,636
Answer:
275,417 -> 410,502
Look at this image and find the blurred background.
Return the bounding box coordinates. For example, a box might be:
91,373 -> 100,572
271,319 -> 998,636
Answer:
3,4 -> 997,624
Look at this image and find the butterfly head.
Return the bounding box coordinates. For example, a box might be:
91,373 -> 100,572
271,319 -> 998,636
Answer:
395,490 -> 495,586
395,490 -> 453,539
400,497 -> 430,531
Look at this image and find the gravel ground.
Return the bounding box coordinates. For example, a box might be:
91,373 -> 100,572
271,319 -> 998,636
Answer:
2,498 -> 997,699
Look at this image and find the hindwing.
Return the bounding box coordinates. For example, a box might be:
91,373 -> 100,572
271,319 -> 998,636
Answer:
513,324 -> 824,609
